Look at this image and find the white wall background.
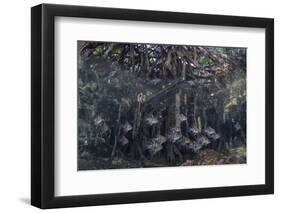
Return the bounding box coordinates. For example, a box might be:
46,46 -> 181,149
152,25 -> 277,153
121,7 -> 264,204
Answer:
0,0 -> 279,212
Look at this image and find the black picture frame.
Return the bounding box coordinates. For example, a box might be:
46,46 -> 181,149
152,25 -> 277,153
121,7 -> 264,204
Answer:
31,3 -> 274,209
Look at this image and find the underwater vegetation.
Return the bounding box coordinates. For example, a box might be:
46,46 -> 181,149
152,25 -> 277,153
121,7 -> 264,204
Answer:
78,41 -> 246,170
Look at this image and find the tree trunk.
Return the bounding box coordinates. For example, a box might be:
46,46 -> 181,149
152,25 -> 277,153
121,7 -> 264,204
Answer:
111,104 -> 122,159
130,44 -> 135,72
175,90 -> 181,129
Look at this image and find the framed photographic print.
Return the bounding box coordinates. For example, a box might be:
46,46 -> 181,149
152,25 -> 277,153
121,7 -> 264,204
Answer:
31,3 -> 274,209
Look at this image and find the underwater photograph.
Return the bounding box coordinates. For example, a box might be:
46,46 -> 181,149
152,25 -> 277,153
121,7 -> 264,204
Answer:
77,41 -> 246,170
